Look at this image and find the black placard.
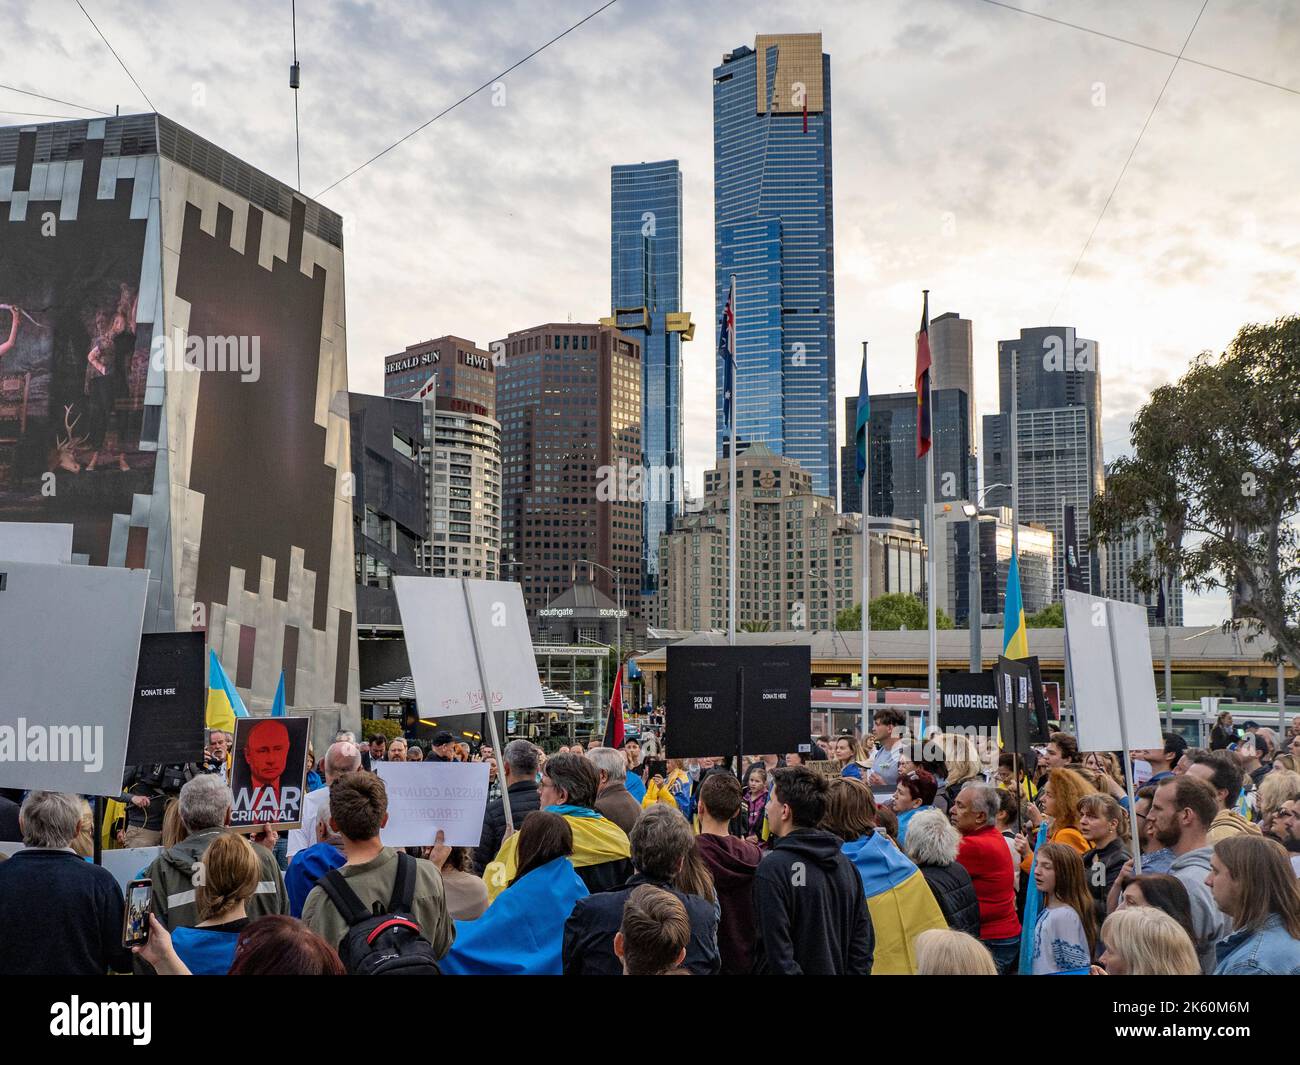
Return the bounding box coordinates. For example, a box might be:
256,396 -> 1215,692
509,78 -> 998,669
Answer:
666,645 -> 811,759
996,656 -> 1034,754
1022,655 -> 1053,746
124,632 -> 207,766
938,671 -> 1000,730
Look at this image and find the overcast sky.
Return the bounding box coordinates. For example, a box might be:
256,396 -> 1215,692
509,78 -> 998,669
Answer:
7,0 -> 1298,624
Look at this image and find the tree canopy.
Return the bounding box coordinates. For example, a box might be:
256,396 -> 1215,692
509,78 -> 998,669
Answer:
836,593 -> 955,631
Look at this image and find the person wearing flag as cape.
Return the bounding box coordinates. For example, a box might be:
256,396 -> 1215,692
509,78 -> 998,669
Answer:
482,752 -> 632,902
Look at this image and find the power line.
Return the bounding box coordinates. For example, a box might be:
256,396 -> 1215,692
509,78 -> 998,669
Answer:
76,0 -> 157,113
0,110 -> 86,121
0,83 -> 110,116
1049,0 -> 1210,321
977,0 -> 1300,97
315,0 -> 622,198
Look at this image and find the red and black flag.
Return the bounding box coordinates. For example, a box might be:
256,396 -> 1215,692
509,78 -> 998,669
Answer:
915,290 -> 932,458
602,664 -> 625,748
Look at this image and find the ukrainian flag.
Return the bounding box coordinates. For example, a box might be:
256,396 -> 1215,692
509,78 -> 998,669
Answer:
484,806 -> 630,903
842,832 -> 947,974
1002,550 -> 1029,660
205,649 -> 248,734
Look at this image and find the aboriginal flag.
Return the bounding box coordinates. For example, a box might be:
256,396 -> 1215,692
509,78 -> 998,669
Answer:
915,291 -> 932,459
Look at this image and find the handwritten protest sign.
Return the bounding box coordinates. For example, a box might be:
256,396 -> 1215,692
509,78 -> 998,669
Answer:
375,761 -> 491,848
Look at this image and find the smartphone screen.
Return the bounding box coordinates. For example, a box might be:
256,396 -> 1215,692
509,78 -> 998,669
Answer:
122,878 -> 152,947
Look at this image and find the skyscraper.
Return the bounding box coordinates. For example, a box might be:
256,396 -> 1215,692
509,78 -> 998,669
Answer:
844,389 -> 972,524
713,33 -> 836,498
494,323 -> 643,630
930,311 -> 976,492
982,326 -> 1105,595
606,160 -> 691,611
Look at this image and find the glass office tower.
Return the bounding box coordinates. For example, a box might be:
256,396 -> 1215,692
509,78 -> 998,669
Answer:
713,33 -> 836,500
610,160 -> 684,605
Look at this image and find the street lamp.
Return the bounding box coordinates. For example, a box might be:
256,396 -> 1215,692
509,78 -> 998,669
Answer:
577,558 -> 623,732
965,484 -> 1010,673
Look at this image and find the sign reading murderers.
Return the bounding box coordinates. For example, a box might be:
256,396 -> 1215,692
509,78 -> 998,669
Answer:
124,632 -> 207,766
0,561 -> 147,796
666,645 -> 811,759
375,761 -> 491,847
938,671 -> 999,730
229,715 -> 311,831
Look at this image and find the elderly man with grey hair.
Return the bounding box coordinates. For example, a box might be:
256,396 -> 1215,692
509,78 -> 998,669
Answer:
950,779 -> 1022,974
587,746 -> 644,836
0,792 -> 133,974
562,804 -> 720,976
473,738 -> 544,873
142,773 -> 288,933
288,740 -> 362,857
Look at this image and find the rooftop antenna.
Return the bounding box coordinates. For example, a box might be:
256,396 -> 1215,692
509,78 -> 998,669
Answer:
290,0 -> 302,190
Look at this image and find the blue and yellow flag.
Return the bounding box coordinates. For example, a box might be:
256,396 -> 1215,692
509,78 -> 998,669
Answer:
1003,550 -> 1029,660
205,649 -> 249,734
484,806 -> 630,903
842,832 -> 947,975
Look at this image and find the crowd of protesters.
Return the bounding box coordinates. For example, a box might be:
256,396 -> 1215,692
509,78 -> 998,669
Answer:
2,706 -> 1299,977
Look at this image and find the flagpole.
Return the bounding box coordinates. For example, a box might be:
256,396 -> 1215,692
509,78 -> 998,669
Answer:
926,444 -> 937,733
728,274 -> 738,647
1163,570 -> 1173,733
860,340 -> 870,742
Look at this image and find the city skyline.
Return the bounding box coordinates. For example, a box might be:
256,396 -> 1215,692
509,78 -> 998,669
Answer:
9,0 -> 1298,625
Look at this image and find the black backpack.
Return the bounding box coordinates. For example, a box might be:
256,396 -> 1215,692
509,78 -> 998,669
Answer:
316,851 -> 441,975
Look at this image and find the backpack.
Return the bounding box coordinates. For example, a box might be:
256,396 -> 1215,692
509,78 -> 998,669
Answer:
316,851 -> 441,975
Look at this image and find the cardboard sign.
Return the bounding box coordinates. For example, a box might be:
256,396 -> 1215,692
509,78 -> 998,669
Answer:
393,577 -> 545,716
665,645 -> 811,759
124,632 -> 207,767
229,715 -> 311,831
375,761 -> 490,847
0,561 -> 147,796
939,671 -> 999,730
1064,592 -> 1163,752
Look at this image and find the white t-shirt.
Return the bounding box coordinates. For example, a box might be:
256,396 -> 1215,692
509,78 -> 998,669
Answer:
1031,904 -> 1091,975
287,785 -> 331,856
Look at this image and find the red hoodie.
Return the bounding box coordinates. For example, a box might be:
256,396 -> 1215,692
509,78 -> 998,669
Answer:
956,825 -> 1021,940
695,833 -> 764,975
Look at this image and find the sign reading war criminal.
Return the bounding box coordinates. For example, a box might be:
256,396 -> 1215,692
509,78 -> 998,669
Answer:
229,715 -> 311,831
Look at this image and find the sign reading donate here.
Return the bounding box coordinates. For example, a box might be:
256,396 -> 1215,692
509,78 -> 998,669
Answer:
376,761 -> 491,847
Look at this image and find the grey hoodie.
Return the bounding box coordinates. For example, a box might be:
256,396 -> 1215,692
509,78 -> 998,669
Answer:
1168,845 -> 1229,974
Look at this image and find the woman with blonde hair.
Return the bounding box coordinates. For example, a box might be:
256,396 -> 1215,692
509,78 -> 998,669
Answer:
1094,906 -> 1200,975
170,832 -> 261,974
161,798 -> 188,849
933,732 -> 983,813
1256,769 -> 1300,836
915,928 -> 997,975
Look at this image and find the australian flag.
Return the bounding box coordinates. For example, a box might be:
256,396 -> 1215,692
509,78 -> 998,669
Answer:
720,276 -> 737,430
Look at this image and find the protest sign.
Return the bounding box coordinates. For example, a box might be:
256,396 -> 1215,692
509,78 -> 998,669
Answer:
1064,591 -> 1163,752
666,645 -> 811,759
375,761 -> 490,847
124,632 -> 207,767
101,846 -> 162,892
229,715 -> 311,831
996,656 -> 1035,754
0,560 -> 147,796
939,671 -> 999,730
0,522 -> 73,564
393,577 -> 545,718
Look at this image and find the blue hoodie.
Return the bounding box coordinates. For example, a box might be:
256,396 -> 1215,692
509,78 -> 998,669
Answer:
285,842 -> 346,918
441,856 -> 588,975
171,925 -> 241,975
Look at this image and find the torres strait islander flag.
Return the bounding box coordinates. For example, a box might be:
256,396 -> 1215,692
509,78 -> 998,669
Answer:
915,290 -> 932,459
